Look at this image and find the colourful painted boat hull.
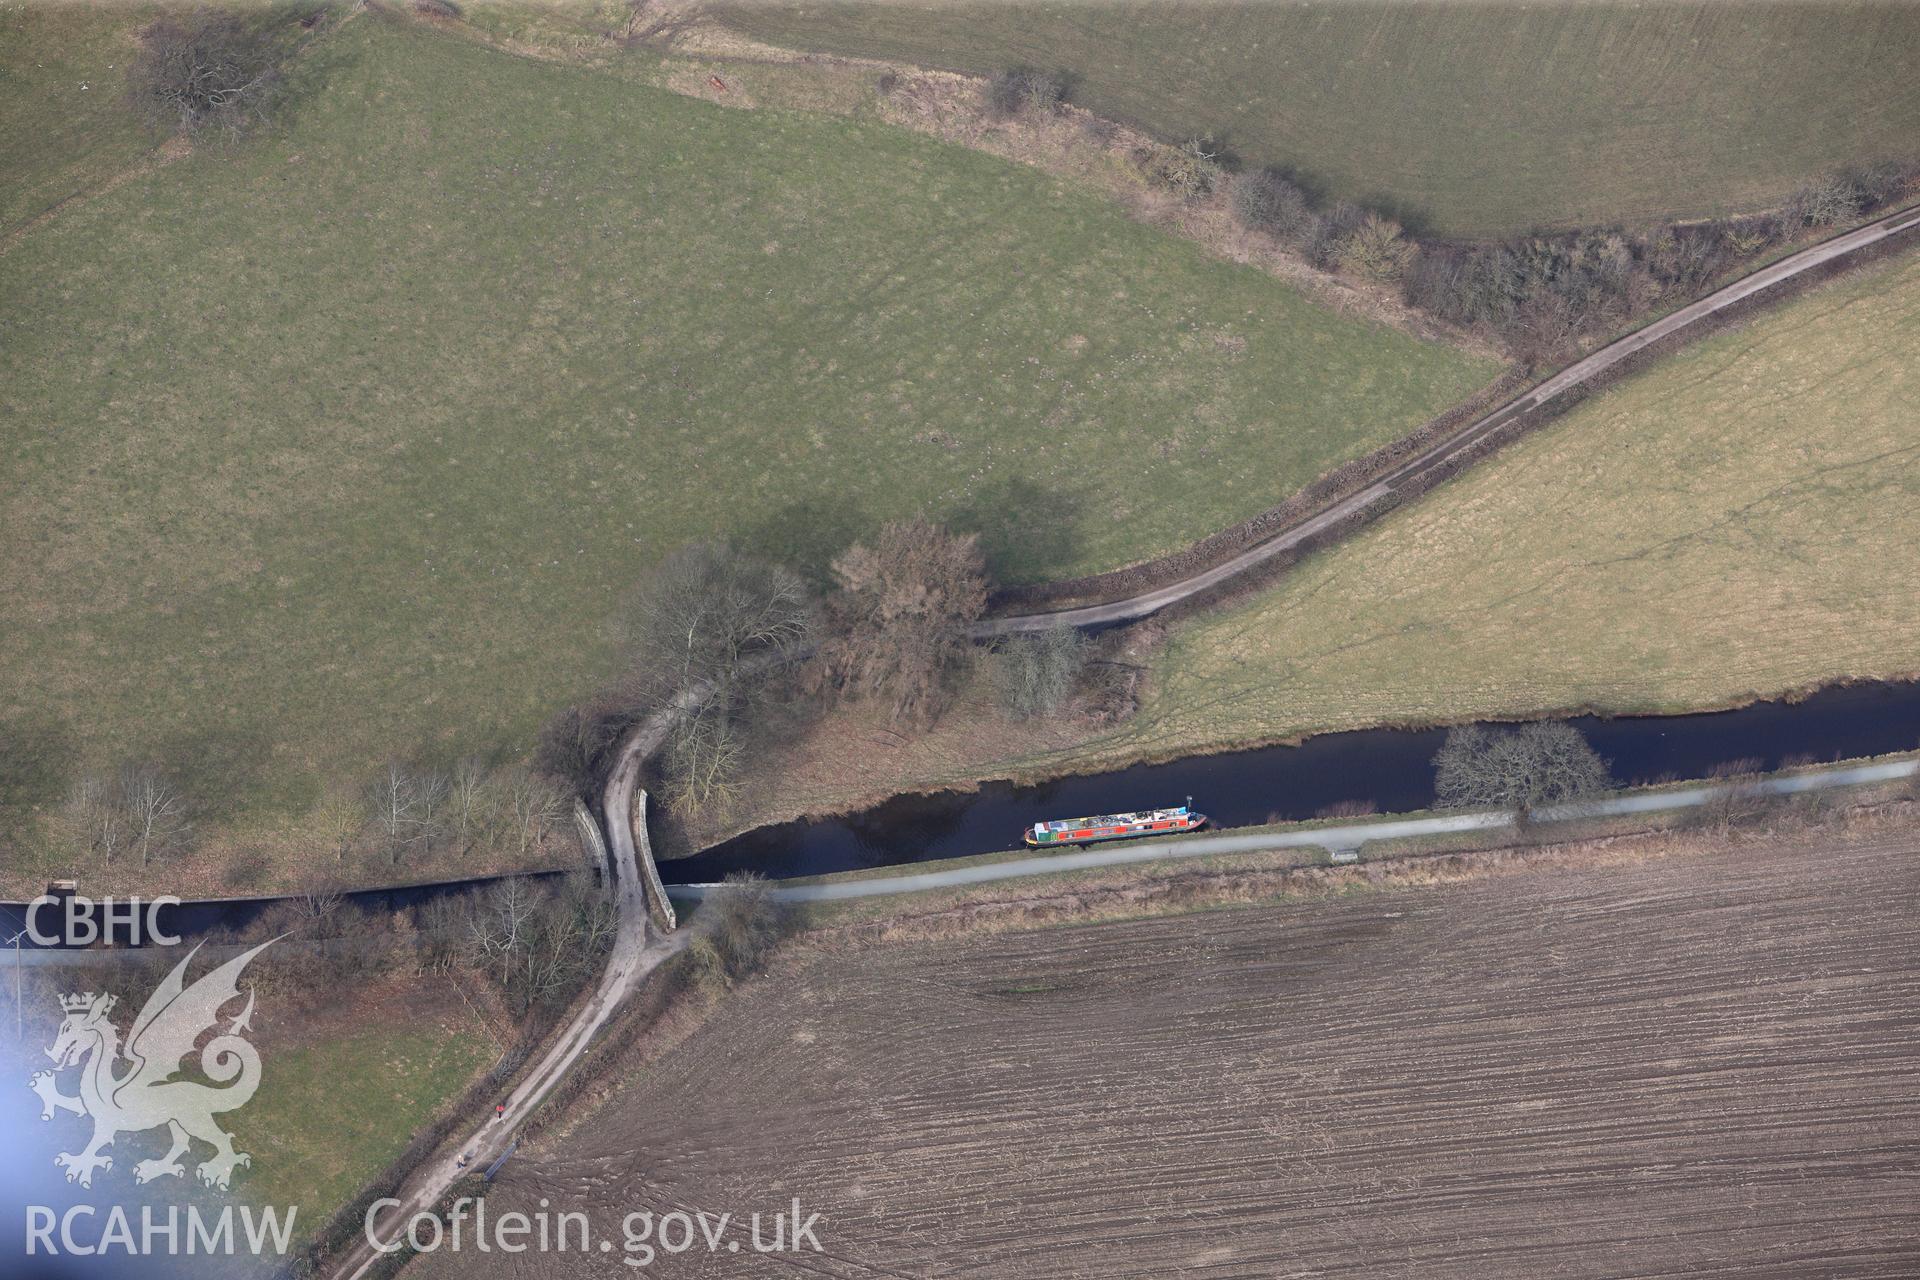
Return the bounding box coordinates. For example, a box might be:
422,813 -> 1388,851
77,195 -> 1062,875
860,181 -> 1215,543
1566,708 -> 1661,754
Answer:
1024,811 -> 1208,847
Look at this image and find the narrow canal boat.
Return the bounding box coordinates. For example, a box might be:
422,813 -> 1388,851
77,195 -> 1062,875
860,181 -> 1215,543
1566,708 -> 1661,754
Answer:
1025,800 -> 1207,847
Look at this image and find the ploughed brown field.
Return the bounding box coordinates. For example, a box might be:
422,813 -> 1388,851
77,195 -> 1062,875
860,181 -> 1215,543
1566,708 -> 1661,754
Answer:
438,833 -> 1920,1277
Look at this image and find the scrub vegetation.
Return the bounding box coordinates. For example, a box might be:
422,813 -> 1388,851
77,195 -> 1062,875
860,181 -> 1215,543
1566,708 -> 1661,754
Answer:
717,0 -> 1920,236
990,625 -> 1091,721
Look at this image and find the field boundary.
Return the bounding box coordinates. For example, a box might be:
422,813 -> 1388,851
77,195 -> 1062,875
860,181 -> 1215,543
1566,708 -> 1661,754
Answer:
980,200 -> 1920,631
708,3 -> 1920,240
990,367 -> 1525,611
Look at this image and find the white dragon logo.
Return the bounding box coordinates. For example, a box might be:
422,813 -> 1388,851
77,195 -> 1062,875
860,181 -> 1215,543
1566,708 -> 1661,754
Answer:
28,938 -> 278,1190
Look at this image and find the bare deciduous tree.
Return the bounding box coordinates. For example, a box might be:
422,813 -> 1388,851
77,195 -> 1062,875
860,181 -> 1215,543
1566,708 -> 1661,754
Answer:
535,702 -> 633,798
1336,213 -> 1416,282
662,705 -> 748,820
1229,167 -> 1317,243
1782,173 -> 1863,231
622,542 -> 812,705
450,756 -> 493,852
1432,722 -> 1611,816
63,765 -> 193,867
465,876 -> 539,991
517,915 -> 583,1012
127,8 -> 283,140
416,764 -> 449,846
1306,200 -> 1368,270
810,520 -> 988,725
367,760 -> 417,852
313,794 -> 363,866
621,542 -> 812,809
518,877 -> 619,1012
1508,290 -> 1584,371
463,874 -> 615,1014
1138,137 -> 1223,201
122,764 -> 192,867
985,66 -> 1066,118
292,883 -> 344,939
565,874 -> 620,959
64,773 -> 127,867
503,767 -> 567,858
687,872 -> 789,990
365,760 -> 447,866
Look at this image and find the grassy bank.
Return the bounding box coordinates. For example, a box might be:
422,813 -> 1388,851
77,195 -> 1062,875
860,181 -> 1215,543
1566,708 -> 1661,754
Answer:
693,239 -> 1920,843
718,1 -> 1920,237
1106,248 -> 1920,759
234,1015 -> 493,1226
1,961 -> 497,1256
0,11 -> 1491,888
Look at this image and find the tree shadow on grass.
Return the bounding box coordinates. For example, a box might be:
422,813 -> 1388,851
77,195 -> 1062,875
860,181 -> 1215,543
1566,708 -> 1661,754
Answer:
948,475 -> 1085,585
0,713 -> 75,857
736,480 -> 1084,588
149,724 -> 313,824
734,495 -> 874,587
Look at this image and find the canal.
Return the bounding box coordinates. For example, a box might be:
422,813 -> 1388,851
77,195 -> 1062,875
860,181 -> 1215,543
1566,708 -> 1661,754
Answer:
663,681 -> 1920,883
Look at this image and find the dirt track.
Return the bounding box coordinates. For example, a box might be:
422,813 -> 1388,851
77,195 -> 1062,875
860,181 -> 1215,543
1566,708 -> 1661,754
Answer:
325,705 -> 693,1280
430,831 -> 1920,1277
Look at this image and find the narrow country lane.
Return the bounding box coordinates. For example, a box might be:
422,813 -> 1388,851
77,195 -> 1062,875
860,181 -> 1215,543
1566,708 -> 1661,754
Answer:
327,702 -> 693,1280
978,200 -> 1920,634
324,200 -> 1920,1278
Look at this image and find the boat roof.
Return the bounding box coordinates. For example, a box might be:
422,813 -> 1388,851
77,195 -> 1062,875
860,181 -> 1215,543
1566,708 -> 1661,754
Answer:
1033,806 -> 1190,832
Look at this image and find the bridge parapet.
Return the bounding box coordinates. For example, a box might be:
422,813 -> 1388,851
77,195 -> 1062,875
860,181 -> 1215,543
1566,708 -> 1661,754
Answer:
628,790 -> 678,932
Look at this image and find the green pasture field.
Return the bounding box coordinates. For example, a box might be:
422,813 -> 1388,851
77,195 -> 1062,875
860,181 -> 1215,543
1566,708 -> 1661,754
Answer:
233,1019 -> 492,1229
0,2 -> 157,235
0,10 -> 1490,884
1086,248 -> 1920,768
